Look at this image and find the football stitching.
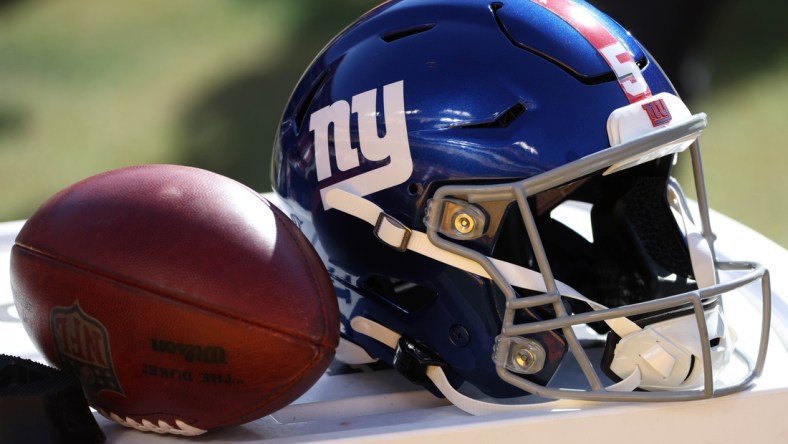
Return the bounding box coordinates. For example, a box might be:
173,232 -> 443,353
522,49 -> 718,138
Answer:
211,341 -> 331,426
267,201 -> 332,341
209,194 -> 336,426
98,407 -> 207,436
12,244 -> 324,349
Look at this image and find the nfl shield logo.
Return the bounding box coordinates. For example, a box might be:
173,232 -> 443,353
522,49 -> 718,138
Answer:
50,302 -> 124,397
641,98 -> 672,127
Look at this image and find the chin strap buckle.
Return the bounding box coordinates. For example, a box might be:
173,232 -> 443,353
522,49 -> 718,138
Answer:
393,337 -> 446,389
374,213 -> 412,252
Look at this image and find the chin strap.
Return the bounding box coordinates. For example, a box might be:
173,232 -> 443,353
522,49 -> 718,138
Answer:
327,187 -> 726,399
350,317 -> 583,415
607,184 -> 725,391
666,181 -> 717,288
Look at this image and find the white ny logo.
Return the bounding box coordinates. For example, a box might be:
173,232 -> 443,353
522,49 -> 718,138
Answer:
310,80 -> 413,209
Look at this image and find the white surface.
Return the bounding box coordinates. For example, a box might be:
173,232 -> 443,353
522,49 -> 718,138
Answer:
2,208 -> 787,443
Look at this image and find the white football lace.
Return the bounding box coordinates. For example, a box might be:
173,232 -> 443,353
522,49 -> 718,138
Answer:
98,408 -> 207,436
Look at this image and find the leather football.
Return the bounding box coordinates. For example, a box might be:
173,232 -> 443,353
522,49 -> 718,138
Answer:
10,165 -> 338,435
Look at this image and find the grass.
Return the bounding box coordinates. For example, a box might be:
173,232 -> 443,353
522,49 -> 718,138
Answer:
0,0 -> 784,248
680,62 -> 788,248
673,0 -> 788,248
0,0 -> 371,220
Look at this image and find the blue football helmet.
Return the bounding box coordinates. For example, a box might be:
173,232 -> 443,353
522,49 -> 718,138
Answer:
271,0 -> 770,410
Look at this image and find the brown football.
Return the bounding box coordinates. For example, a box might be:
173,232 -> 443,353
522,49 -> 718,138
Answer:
10,164 -> 338,435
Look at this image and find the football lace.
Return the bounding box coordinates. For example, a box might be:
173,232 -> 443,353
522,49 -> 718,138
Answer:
98,408 -> 207,436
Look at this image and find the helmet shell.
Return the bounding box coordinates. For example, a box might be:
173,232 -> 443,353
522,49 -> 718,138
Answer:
272,0 -> 676,397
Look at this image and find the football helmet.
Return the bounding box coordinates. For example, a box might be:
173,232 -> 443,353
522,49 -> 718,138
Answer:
271,0 -> 771,410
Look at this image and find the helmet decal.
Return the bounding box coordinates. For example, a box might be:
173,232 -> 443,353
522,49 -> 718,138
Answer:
310,80 -> 413,209
532,0 -> 651,103
641,98 -> 673,127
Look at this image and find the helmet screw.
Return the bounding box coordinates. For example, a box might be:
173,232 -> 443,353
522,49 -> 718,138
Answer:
448,324 -> 470,347
500,337 -> 545,374
453,213 -> 475,235
514,348 -> 536,370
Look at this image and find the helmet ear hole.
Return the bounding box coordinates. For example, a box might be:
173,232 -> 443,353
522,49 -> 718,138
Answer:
360,275 -> 438,314
407,182 -> 423,196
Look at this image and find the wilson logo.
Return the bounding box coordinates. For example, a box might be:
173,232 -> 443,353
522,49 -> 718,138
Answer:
310,80 -> 413,208
151,339 -> 228,364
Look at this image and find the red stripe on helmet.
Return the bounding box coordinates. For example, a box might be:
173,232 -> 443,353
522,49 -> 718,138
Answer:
531,0 -> 651,103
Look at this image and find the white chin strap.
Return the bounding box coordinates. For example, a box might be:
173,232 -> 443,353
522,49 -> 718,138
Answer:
667,181 -> 717,289
325,186 -> 727,408
350,316 -> 581,415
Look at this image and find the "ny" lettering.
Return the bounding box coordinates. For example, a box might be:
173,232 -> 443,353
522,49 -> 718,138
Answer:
310,80 -> 413,209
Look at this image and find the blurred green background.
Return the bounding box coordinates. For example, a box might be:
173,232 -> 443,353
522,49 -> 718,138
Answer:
0,0 -> 785,247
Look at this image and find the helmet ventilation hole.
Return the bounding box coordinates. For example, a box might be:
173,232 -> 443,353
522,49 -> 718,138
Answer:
381,23 -> 436,43
453,102 -> 526,129
360,275 -> 438,313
